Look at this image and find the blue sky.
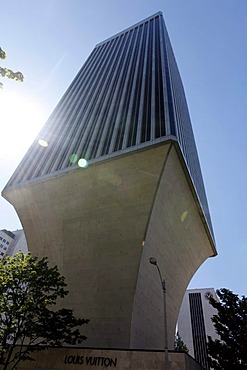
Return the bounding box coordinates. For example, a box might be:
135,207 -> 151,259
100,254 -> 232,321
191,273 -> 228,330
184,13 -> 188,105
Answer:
0,0 -> 247,296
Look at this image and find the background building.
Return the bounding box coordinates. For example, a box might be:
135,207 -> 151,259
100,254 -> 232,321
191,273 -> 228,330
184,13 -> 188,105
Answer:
177,288 -> 219,369
0,229 -> 15,258
2,12 -> 216,351
0,229 -> 27,258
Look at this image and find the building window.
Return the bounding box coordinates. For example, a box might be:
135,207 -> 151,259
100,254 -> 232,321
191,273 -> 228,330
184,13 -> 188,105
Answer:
189,293 -> 209,369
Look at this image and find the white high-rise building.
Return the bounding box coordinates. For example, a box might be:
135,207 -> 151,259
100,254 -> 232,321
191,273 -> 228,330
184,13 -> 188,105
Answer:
177,288 -> 219,369
0,229 -> 27,258
0,229 -> 15,258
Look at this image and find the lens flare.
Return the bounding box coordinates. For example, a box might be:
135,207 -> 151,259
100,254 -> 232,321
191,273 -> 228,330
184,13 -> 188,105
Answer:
38,139 -> 48,147
78,158 -> 88,168
69,153 -> 78,164
181,210 -> 188,223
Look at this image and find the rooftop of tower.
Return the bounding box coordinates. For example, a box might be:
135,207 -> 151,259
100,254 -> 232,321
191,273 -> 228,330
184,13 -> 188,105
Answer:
96,11 -> 163,47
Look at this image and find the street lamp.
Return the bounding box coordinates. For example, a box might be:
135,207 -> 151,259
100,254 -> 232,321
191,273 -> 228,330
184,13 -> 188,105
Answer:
149,257 -> 169,370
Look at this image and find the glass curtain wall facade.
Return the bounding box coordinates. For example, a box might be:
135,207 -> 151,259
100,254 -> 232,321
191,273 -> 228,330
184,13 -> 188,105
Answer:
5,12 -> 213,241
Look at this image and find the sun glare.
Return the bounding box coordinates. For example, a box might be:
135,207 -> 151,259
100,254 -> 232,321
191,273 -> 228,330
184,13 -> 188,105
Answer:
0,90 -> 48,164
38,139 -> 48,147
78,158 -> 88,168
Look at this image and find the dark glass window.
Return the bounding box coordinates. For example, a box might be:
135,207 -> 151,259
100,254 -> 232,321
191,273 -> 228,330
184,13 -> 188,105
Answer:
189,293 -> 209,369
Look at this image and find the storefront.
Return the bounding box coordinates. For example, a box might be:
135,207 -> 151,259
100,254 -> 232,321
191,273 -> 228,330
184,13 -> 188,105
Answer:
3,347 -> 205,370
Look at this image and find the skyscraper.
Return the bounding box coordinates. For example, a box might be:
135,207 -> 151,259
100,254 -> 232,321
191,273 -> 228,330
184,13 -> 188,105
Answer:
0,229 -> 27,258
0,229 -> 15,258
177,288 -> 219,369
2,12 -> 216,350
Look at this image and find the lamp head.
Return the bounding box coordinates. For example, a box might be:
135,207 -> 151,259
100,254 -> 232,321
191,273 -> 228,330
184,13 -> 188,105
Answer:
149,257 -> 157,265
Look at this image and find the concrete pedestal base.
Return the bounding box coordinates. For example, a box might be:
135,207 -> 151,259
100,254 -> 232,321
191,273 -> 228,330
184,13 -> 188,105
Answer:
3,143 -> 216,350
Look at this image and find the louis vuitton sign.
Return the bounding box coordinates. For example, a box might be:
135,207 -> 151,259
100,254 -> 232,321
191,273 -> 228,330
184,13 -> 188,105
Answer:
64,355 -> 117,367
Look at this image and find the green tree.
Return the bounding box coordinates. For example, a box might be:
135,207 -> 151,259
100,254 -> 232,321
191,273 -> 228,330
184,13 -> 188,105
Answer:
0,252 -> 89,370
174,331 -> 189,353
207,288 -> 247,369
0,47 -> 24,88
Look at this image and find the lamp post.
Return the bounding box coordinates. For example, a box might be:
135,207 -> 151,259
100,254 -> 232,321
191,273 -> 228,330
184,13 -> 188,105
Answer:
149,257 -> 169,370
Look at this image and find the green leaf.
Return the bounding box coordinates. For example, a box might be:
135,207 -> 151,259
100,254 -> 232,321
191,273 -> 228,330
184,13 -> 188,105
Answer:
0,252 -> 89,370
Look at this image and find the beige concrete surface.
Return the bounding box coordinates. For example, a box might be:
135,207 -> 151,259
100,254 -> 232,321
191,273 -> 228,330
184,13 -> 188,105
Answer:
3,142 -> 216,350
130,145 -> 214,349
